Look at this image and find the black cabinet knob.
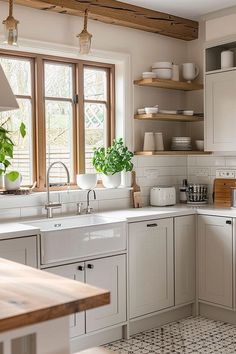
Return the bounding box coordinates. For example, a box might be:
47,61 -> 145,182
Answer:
87,264 -> 94,269
226,220 -> 232,225
78,265 -> 84,271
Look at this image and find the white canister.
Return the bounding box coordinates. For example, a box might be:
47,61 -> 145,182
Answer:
221,50 -> 234,69
154,132 -> 164,151
143,132 -> 155,151
172,64 -> 180,81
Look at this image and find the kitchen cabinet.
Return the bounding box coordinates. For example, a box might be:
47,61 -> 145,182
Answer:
86,255 -> 126,332
205,70 -> 236,151
46,254 -> 126,337
198,215 -> 233,308
175,215 -> 196,306
0,236 -> 37,267
46,262 -> 86,337
129,218 -> 174,319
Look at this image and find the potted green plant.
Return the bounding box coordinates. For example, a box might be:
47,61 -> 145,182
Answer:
0,120 -> 26,190
92,138 -> 134,188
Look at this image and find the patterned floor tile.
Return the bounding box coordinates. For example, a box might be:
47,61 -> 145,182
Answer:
104,317 -> 236,353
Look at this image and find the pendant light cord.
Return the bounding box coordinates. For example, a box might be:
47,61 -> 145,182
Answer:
84,9 -> 88,31
9,0 -> 13,17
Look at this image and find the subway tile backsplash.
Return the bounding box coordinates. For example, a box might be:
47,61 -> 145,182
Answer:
0,154 -> 236,219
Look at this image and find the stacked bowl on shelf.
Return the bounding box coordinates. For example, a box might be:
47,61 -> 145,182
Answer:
151,62 -> 172,79
171,137 -> 192,151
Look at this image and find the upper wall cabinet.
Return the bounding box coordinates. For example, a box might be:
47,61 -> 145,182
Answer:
205,40 -> 236,151
205,70 -> 236,151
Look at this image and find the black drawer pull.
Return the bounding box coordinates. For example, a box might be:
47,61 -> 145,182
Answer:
147,223 -> 158,228
78,265 -> 84,271
226,220 -> 232,225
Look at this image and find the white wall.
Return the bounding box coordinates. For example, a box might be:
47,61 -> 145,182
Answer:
0,1 -> 189,152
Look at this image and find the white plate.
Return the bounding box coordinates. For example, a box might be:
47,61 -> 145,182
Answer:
183,110 -> 194,115
159,110 -> 178,115
142,72 -> 157,79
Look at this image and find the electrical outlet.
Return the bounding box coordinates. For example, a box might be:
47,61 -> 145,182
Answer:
216,169 -> 235,178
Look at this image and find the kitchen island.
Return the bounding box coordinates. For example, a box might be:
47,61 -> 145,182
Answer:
0,258 -> 110,354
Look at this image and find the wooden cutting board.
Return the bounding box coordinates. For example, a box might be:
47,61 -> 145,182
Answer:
213,178 -> 236,207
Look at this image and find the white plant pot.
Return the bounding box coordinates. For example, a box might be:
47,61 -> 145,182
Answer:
4,174 -> 22,191
102,173 -> 121,188
121,171 -> 132,188
76,173 -> 97,190
0,175 -> 4,189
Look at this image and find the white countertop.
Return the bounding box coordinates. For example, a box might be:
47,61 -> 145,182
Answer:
0,223 -> 40,240
98,205 -> 236,222
1,204 -> 236,240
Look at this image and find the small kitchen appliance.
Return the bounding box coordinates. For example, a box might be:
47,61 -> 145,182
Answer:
150,186 -> 176,206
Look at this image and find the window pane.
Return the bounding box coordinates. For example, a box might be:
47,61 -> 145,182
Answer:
0,57 -> 31,96
45,100 -> 73,183
0,99 -> 33,185
85,102 -> 106,173
44,63 -> 73,99
84,68 -> 107,101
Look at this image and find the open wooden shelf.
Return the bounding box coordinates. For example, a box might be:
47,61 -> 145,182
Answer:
135,151 -> 212,156
134,113 -> 203,122
134,78 -> 203,91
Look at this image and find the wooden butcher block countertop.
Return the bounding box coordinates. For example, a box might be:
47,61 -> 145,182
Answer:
0,258 -> 110,333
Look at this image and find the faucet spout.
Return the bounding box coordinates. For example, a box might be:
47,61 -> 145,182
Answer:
86,189 -> 97,214
45,161 -> 70,218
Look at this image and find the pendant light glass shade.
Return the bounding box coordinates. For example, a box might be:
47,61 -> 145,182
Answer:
2,0 -> 19,46
77,9 -> 92,55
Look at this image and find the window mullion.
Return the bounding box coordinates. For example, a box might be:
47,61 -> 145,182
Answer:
35,55 -> 46,190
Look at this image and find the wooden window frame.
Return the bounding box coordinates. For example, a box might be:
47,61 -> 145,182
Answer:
0,50 -> 115,191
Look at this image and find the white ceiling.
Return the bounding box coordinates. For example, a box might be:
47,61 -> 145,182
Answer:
121,0 -> 236,19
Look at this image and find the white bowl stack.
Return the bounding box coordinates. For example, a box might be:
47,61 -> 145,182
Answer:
152,62 -> 172,80
171,137 -> 192,151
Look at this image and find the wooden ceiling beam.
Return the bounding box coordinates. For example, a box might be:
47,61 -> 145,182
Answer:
13,0 -> 198,41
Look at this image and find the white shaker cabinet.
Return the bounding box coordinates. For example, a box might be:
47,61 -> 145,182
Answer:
46,255 -> 126,336
175,215 -> 196,306
205,70 -> 236,151
86,255 -> 126,333
198,215 -> 233,308
46,262 -> 86,337
0,236 -> 37,267
129,218 -> 174,319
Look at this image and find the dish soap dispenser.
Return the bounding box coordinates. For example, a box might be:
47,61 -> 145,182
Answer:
179,179 -> 188,203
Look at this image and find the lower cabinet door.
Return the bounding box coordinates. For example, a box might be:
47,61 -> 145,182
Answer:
198,215 -> 233,308
46,262 -> 86,337
85,255 -> 126,333
129,218 -> 174,319
175,215 -> 196,306
0,236 -> 37,267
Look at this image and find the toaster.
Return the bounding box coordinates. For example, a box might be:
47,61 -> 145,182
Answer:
150,186 -> 176,206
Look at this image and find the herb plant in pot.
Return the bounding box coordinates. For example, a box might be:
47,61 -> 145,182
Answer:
92,138 -> 134,189
0,120 -> 26,190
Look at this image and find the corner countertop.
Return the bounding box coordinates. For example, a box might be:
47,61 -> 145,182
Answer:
98,205 -> 236,222
0,257 -> 109,333
0,223 -> 40,240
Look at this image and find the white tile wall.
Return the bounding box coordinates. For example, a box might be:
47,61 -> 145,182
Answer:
187,155 -> 236,203
133,156 -> 187,205
1,154 -> 236,220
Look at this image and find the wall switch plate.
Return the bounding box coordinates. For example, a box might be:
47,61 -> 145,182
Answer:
216,169 -> 236,178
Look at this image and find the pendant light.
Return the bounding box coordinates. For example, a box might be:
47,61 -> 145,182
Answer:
77,9 -> 92,55
2,0 -> 19,46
